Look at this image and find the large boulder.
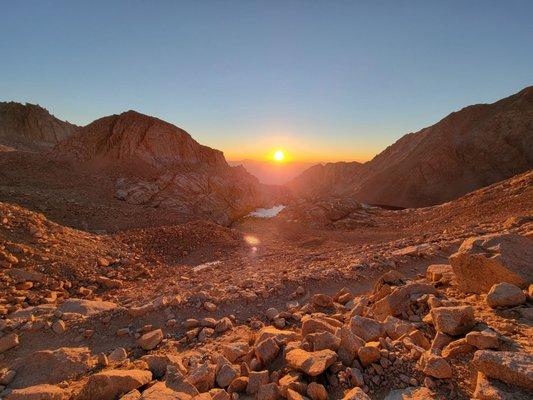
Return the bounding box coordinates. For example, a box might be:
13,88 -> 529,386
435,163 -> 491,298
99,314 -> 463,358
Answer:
449,234 -> 533,293
139,381 -> 193,400
486,282 -> 526,308
5,384 -> 66,400
431,306 -> 475,336
473,372 -> 531,400
77,369 -> 152,400
473,350 -> 533,390
10,347 -> 93,388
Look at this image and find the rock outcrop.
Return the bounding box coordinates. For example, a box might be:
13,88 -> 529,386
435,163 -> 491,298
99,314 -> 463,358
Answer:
449,233 -> 533,293
0,102 -> 78,150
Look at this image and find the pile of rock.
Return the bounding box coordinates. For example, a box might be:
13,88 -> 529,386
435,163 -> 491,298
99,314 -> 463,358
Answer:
0,233 -> 531,399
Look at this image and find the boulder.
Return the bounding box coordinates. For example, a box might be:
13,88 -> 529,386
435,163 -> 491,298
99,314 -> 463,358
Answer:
431,306 -> 474,336
58,299 -> 117,316
357,343 -> 380,367
222,342 -> 249,363
419,352 -> 452,379
342,387 -> 371,399
301,317 -> 337,337
139,381 -> 193,399
371,283 -> 436,321
256,326 -> 300,344
311,294 -> 334,308
257,382 -> 280,400
10,347 -> 93,388
187,363 -> 215,392
441,338 -> 474,358
141,354 -> 184,379
426,264 -> 454,282
306,331 -> 340,351
216,363 -> 239,388
349,316 -> 384,341
5,384 -> 66,400
383,316 -> 415,340
473,371 -> 530,400
285,349 -> 337,376
466,330 -> 499,350
77,369 -> 152,400
486,282 -> 526,308
137,329 -> 163,351
449,234 -> 533,293
337,326 -> 364,366
255,337 -> 280,365
473,350 -> 533,390
246,370 -> 269,394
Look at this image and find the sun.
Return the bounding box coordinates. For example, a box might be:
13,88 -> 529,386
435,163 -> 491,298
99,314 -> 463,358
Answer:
273,149 -> 285,162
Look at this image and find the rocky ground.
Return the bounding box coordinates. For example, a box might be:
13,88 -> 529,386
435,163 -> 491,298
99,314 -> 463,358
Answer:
0,169 -> 532,399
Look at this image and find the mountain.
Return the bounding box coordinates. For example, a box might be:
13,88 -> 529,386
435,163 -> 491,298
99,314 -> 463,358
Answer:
228,159 -> 316,185
54,110 -> 281,225
54,110 -> 226,171
0,101 -> 78,150
287,161 -> 364,198
290,86 -> 533,207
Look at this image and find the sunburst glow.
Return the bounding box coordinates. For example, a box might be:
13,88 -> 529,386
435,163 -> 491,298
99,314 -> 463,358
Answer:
273,149 -> 285,162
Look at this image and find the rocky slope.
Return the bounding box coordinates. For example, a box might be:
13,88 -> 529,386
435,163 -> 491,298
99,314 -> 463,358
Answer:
0,102 -> 78,150
290,86 -> 533,207
53,111 -> 281,225
287,162 -> 364,199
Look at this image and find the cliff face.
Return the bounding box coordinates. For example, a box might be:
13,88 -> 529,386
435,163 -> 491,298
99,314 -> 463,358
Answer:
290,86 -> 533,207
0,102 -> 78,150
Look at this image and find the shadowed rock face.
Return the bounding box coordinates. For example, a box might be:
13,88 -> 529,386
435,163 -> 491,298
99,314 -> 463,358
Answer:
290,86 -> 533,207
287,161 -> 364,198
53,110 -> 281,225
0,102 -> 78,150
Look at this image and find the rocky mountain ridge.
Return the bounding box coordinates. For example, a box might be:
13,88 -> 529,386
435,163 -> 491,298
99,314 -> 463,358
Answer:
289,86 -> 533,207
53,110 -> 227,171
0,102 -> 78,150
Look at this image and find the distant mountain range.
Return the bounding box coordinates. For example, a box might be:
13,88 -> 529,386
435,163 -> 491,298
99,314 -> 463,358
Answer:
228,159 -> 316,185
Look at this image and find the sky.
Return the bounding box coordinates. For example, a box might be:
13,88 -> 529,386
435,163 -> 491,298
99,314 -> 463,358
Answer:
1,1 -> 532,162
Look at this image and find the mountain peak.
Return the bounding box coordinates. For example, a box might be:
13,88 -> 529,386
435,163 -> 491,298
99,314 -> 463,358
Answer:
0,101 -> 78,150
54,110 -> 226,170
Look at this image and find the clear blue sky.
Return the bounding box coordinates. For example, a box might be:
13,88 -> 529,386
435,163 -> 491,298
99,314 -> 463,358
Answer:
1,1 -> 532,161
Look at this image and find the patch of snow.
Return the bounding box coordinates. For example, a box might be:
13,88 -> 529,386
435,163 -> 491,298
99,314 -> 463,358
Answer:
248,205 -> 286,218
192,260 -> 221,272
361,203 -> 376,209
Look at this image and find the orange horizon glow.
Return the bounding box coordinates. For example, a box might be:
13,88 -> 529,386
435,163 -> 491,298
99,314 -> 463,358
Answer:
217,132 -> 378,164
225,150 -> 373,164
